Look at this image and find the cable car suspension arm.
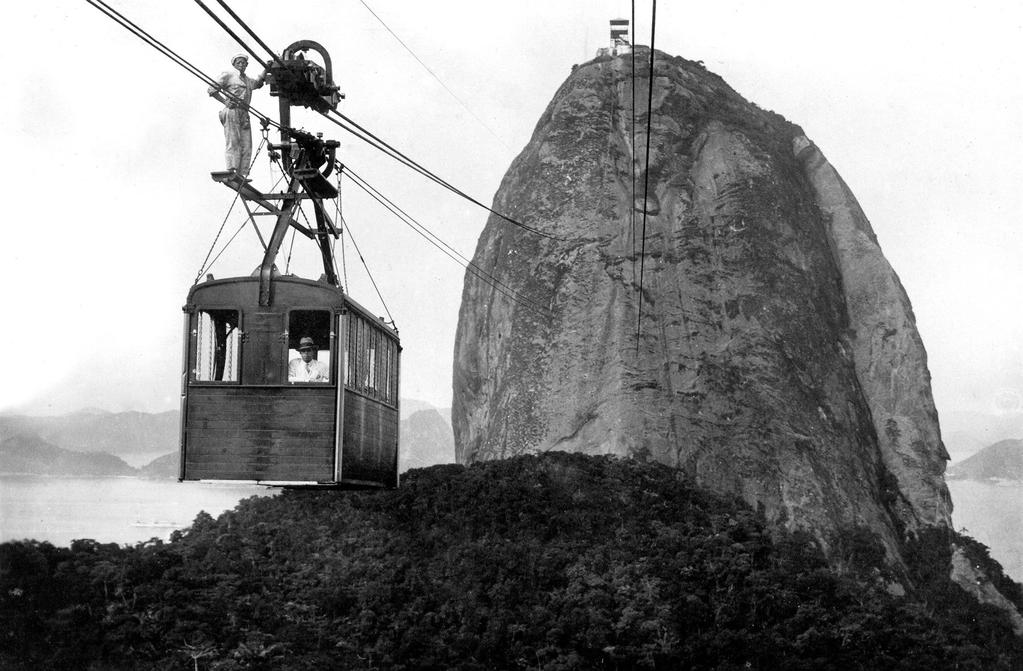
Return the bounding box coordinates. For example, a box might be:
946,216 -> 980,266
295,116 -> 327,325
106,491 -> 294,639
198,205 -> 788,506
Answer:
259,168 -> 305,306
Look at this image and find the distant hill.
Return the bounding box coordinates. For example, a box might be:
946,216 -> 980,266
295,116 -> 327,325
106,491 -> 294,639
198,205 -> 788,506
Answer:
2,453 -> 1021,669
0,410 -> 179,457
399,398 -> 452,425
0,400 -> 455,480
399,409 -> 455,472
139,452 -> 179,479
0,434 -> 135,477
399,398 -> 437,419
942,411 -> 1023,463
948,439 -> 1023,481
0,400 -> 453,460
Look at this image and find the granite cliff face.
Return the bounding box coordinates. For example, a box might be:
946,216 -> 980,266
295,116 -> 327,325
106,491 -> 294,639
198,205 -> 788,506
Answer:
453,49 -> 951,558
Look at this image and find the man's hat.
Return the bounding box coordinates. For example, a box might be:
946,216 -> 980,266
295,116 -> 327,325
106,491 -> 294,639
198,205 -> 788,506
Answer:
232,53 -> 249,64
298,337 -> 317,351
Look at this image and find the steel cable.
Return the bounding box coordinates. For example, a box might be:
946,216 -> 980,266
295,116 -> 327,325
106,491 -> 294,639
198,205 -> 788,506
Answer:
321,109 -> 560,241
188,0 -> 549,241
356,0 -> 510,150
336,212 -> 396,328
342,165 -> 550,317
85,0 -> 284,134
213,0 -> 289,70
636,1 -> 657,350
191,0 -> 267,67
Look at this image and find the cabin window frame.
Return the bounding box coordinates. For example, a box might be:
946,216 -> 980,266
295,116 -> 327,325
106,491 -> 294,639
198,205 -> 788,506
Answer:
191,307 -> 242,384
285,307 -> 336,386
343,309 -> 399,408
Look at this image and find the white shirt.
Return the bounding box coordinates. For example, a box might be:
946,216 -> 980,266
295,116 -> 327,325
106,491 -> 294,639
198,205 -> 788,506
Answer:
208,70 -> 265,108
288,358 -> 329,382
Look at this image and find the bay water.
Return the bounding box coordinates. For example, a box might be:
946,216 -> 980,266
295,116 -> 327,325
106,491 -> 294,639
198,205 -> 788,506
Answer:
947,479 -> 1023,581
0,475 -> 272,546
1,475 -> 1020,583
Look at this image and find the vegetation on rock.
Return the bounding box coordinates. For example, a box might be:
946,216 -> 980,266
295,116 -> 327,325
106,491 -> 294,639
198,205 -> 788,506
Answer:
2,453 -> 1020,669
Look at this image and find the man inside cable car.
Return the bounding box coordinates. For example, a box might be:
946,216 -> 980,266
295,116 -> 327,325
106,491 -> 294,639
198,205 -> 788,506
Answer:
288,336 -> 329,382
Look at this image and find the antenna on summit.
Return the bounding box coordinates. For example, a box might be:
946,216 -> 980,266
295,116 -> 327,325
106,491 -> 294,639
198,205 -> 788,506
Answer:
598,18 -> 632,57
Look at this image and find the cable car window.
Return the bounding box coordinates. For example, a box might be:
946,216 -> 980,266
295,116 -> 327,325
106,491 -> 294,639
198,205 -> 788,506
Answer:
379,335 -> 389,399
366,329 -> 377,390
195,309 -> 240,382
345,316 -> 354,388
348,314 -> 358,388
346,312 -> 361,394
287,310 -> 331,383
357,317 -> 367,390
344,311 -> 397,405
346,313 -> 355,388
384,338 -> 396,404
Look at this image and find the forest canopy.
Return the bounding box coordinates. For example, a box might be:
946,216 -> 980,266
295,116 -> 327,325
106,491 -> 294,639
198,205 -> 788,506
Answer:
2,452 -> 1021,670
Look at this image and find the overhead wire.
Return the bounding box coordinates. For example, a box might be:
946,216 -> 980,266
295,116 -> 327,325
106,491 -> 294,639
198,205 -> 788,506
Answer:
194,0 -> 551,243
284,227 -> 297,274
336,212 -> 397,327
636,0 -> 657,350
343,166 -> 538,317
194,187 -> 242,283
86,1 -> 312,283
630,0 -> 638,283
356,0 -> 511,150
90,0 -> 555,318
343,166 -> 474,270
342,164 -> 551,316
194,135 -> 268,281
198,219 -> 252,278
191,0 -> 267,67
181,0 -> 559,246
199,149 -> 288,280
212,0 -> 289,69
337,167 -> 353,288
194,0 -> 372,311
86,0 -> 209,86
84,0 -> 283,134
320,108 -> 559,240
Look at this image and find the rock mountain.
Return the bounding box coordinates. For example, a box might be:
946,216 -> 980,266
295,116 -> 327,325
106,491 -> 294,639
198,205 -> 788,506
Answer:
453,48 -> 954,569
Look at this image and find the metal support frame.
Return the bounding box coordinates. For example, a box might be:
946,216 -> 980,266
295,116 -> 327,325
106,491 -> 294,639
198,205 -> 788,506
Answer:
259,168 -> 305,306
219,39 -> 345,307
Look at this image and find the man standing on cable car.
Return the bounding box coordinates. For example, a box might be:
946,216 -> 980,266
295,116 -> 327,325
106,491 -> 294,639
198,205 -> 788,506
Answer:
208,54 -> 269,177
289,337 -> 329,382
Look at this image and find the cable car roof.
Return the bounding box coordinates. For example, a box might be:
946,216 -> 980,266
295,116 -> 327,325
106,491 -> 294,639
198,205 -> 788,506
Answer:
186,274 -> 399,340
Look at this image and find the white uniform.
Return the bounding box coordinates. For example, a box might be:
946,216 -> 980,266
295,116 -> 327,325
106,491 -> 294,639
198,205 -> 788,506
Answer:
209,69 -> 265,175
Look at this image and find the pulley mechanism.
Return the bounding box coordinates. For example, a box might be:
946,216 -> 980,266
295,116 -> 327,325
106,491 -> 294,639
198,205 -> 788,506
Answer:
268,40 -> 344,114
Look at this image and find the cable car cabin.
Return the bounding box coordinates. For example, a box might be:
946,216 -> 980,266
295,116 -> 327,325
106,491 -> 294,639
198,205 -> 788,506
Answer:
179,274 -> 400,488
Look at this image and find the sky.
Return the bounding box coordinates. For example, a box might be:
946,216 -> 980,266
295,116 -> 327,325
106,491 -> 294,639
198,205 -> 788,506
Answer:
3,1 -> 1022,431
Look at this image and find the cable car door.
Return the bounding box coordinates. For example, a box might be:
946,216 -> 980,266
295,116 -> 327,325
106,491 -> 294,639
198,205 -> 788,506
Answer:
243,312 -> 285,384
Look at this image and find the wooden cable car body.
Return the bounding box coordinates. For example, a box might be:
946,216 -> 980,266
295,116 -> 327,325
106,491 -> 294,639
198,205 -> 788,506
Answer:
179,41 -> 399,488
